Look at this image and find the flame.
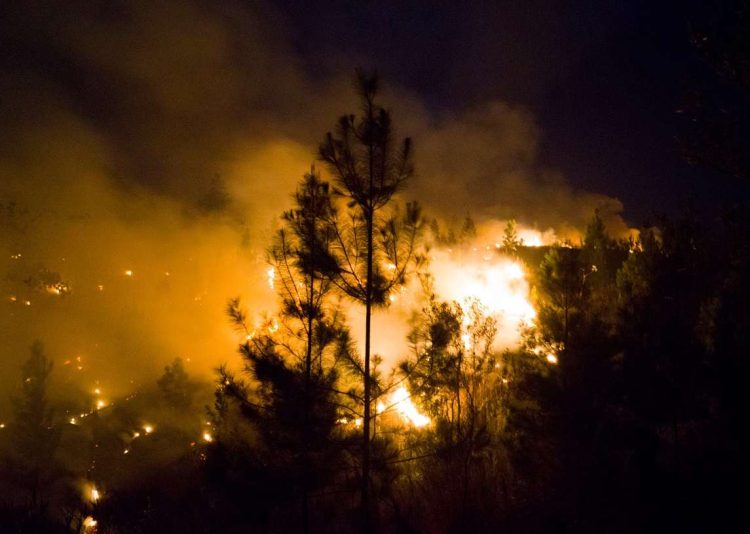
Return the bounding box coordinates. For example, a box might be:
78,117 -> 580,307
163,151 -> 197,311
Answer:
84,483 -> 102,503
390,387 -> 430,427
45,282 -> 70,295
82,516 -> 97,532
202,431 -> 213,443
268,318 -> 279,333
266,267 -> 275,289
517,229 -> 544,247
431,251 -> 536,349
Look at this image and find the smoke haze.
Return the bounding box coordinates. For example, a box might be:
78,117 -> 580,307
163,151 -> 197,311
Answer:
0,0 -> 629,410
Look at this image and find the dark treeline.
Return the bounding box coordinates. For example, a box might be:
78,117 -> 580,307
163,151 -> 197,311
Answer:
2,73 -> 750,534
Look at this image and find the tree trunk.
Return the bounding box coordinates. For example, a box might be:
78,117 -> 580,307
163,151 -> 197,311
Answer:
361,96 -> 375,533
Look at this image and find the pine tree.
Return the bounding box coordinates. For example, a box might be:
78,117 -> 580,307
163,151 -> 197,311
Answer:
318,71 -> 422,527
10,341 -> 61,510
157,358 -> 193,410
502,219 -> 523,257
219,169 -> 350,531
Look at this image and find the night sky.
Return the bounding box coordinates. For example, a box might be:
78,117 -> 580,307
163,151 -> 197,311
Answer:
3,1 -> 745,225
276,0 -> 746,223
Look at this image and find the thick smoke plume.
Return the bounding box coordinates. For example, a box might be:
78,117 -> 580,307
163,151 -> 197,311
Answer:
0,0 -> 628,409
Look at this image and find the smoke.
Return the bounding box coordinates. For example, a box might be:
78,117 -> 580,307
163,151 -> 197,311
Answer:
0,0 -> 629,409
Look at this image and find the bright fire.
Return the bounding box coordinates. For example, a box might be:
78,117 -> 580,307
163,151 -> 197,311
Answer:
84,483 -> 102,503
517,228 -> 544,247
390,386 -> 430,427
430,249 -> 536,347
82,516 -> 97,532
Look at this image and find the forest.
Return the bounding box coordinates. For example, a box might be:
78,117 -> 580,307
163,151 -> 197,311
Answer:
1,69 -> 749,533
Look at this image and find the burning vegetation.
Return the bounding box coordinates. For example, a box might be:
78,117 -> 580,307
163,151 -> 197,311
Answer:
1,61 -> 749,534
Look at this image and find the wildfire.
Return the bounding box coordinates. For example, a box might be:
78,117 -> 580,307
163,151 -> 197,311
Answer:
430,249 -> 537,349
82,516 -> 97,532
517,228 -> 544,247
266,267 -> 275,289
45,282 -> 70,296
84,483 -> 102,504
390,386 -> 430,428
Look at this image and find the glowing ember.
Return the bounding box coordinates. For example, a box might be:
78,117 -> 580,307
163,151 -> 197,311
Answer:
546,353 -> 558,364
202,431 -> 213,443
143,424 -> 154,434
45,282 -> 70,296
124,270 -> 133,277
96,400 -> 106,410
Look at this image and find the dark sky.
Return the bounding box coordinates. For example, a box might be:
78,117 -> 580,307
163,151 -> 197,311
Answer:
275,0 -> 747,224
1,0 -> 747,228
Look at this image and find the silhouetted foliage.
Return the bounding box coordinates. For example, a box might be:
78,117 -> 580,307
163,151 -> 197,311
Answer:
157,358 -> 193,410
318,70 -> 423,528
8,341 -> 62,511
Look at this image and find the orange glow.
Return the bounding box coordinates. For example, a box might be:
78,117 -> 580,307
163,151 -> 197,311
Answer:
430,250 -> 536,348
390,387 -> 430,427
